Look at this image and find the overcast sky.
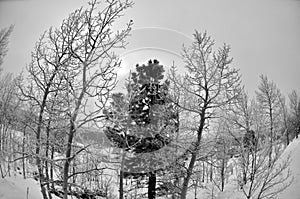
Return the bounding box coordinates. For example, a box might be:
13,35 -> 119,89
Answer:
0,0 -> 299,96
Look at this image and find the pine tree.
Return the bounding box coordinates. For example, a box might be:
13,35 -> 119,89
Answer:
105,59 -> 177,199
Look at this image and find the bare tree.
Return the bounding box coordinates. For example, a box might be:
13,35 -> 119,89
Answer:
16,12 -> 79,196
0,73 -> 20,178
18,0 -> 133,198
0,25 -> 15,177
224,89 -> 292,199
279,95 -> 290,146
0,25 -> 14,69
51,1 -> 133,198
224,90 -> 256,187
214,123 -> 232,192
169,31 -> 242,199
288,90 -> 300,139
256,75 -> 283,167
236,130 -> 292,199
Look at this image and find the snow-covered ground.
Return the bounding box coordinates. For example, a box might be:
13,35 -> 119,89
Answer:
0,174 -> 60,199
1,138 -> 300,199
216,137 -> 300,199
185,137 -> 300,199
277,137 -> 300,199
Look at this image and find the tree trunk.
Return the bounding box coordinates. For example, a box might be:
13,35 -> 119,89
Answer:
119,150 -> 126,199
22,127 -> 26,179
8,128 -> 12,177
296,125 -> 300,139
50,145 -> 54,190
45,121 -> 52,199
194,179 -> 198,199
62,121 -> 76,199
286,129 -> 290,146
119,170 -> 124,199
210,158 -> 213,182
148,172 -> 156,199
202,161 -> 205,182
268,108 -> 273,168
36,112 -> 48,199
180,152 -> 197,199
37,160 -> 48,199
221,158 -> 225,191
180,110 -> 206,199
72,161 -> 76,184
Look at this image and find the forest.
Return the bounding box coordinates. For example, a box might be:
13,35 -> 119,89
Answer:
0,0 -> 299,199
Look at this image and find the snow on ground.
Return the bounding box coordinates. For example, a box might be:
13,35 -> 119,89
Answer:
1,138 -> 299,199
216,137 -> 300,199
277,137 -> 300,199
185,137 -> 300,199
0,173 -> 58,199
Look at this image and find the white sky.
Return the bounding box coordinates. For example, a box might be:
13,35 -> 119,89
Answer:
0,0 -> 299,96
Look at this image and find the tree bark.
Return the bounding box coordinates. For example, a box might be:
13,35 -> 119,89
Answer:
45,120 -> 52,199
268,107 -> 273,168
62,120 -> 76,199
221,157 -> 225,191
36,101 -> 48,199
148,172 -> 156,199
180,109 -> 206,199
50,145 -> 54,190
119,170 -> 124,199
22,127 -> 26,179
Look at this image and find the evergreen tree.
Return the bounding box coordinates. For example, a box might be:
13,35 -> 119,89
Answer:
104,59 -> 177,199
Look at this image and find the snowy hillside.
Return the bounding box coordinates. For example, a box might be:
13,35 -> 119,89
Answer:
211,137 -> 300,199
277,138 -> 300,199
185,137 -> 300,199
